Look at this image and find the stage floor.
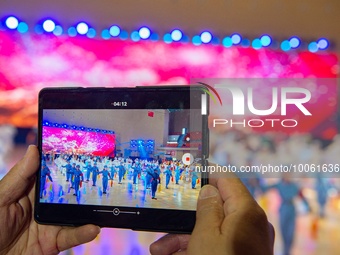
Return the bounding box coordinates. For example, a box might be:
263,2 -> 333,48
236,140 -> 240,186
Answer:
39,160 -> 199,211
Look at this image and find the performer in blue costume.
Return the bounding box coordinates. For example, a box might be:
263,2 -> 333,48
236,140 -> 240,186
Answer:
85,161 -> 92,182
116,162 -> 125,184
91,162 -> 99,187
145,165 -> 153,189
164,165 -> 172,189
63,160 -> 72,182
174,165 -> 181,184
73,165 -> 84,196
191,170 -> 198,189
150,169 -> 161,199
132,161 -> 141,184
315,176 -> 329,218
99,165 -> 112,194
262,178 -> 310,255
40,161 -> 53,198
70,163 -> 77,189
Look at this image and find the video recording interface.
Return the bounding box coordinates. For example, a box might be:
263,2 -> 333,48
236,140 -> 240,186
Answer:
39,108 -> 204,211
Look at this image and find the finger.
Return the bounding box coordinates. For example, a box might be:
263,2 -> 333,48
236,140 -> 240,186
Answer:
0,145 -> 39,206
216,178 -> 254,215
57,224 -> 101,252
193,185 -> 224,235
150,234 -> 190,255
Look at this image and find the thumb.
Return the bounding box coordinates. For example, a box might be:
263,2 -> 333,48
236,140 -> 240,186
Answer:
193,185 -> 224,234
0,145 -> 39,206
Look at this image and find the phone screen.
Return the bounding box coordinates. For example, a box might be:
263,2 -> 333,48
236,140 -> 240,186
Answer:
38,87 -> 208,216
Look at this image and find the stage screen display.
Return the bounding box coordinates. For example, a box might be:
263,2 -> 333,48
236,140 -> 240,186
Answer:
42,126 -> 116,157
0,30 -> 338,128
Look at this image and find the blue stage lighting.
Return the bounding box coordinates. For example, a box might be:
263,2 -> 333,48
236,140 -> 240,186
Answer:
252,38 -> 262,49
171,29 -> 183,41
181,35 -> 189,43
119,30 -> 129,40
109,25 -> 120,37
42,19 -> 55,32
34,24 -> 43,34
139,27 -> 151,39
76,22 -> 89,35
5,16 -> 19,29
317,38 -> 329,50
231,33 -> 242,45
192,35 -> 202,45
53,25 -> 63,36
241,38 -> 250,47
260,35 -> 272,47
163,33 -> 172,43
87,28 -> 96,38
17,22 -> 28,33
200,31 -> 212,43
150,33 -> 159,41
68,27 -> 77,37
280,40 -> 291,51
131,31 -> 140,41
222,36 -> 232,47
308,42 -> 318,53
101,29 -> 110,39
289,37 -> 301,49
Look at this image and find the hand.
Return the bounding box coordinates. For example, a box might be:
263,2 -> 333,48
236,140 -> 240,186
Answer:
150,177 -> 274,255
0,145 -> 100,255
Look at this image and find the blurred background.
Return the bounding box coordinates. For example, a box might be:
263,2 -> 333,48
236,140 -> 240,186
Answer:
0,0 -> 339,254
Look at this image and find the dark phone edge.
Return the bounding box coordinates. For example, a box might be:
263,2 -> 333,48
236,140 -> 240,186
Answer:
34,85 -> 209,233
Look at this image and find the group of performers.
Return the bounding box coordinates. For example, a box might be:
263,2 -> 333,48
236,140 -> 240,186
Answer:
40,153 -> 200,200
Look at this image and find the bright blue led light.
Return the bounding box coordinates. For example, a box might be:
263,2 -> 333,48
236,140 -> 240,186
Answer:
181,35 -> 189,43
34,24 -> 43,34
68,27 -> 77,37
87,28 -> 96,38
317,38 -> 329,50
171,29 -> 183,41
260,35 -> 272,47
241,38 -> 250,47
231,33 -> 242,45
252,38 -> 262,49
53,25 -> 63,36
150,33 -> 159,41
289,37 -> 300,49
192,35 -> 202,45
222,36 -> 232,47
139,27 -> 151,39
281,40 -> 291,51
109,25 -> 120,37
76,22 -> 89,35
163,33 -> 172,43
5,16 -> 19,29
42,19 -> 55,32
119,30 -> 129,40
200,31 -> 212,43
308,42 -> 318,53
101,29 -> 110,39
17,22 -> 28,33
131,31 -> 140,41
